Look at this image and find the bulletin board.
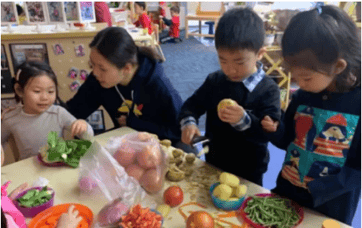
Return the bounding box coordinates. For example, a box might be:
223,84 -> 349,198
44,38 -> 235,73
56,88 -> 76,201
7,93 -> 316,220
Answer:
1,23 -> 115,131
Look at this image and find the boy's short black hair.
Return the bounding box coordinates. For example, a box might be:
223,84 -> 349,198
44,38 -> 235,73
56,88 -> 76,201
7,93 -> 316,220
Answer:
135,2 -> 146,10
170,6 -> 180,14
215,7 -> 265,52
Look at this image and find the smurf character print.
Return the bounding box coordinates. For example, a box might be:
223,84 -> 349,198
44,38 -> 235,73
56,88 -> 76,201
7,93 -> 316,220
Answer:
53,44 -> 65,55
68,67 -> 79,79
75,44 -> 85,57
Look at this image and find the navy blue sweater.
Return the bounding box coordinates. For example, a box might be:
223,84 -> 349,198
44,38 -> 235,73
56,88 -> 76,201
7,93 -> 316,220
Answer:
179,70 -> 281,179
269,87 -> 361,225
66,53 -> 183,143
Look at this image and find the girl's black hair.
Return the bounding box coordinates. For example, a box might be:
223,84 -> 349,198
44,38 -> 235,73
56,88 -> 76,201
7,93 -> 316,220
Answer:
282,5 -> 361,92
12,61 -> 66,107
135,2 -> 146,11
89,27 -> 162,69
1,209 -> 7,228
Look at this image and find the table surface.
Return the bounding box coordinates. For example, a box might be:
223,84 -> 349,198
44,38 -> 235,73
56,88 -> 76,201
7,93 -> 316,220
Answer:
186,14 -> 221,20
2,127 -> 351,228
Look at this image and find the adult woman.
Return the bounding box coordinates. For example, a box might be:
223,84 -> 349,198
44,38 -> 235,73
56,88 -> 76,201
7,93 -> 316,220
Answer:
66,27 -> 183,144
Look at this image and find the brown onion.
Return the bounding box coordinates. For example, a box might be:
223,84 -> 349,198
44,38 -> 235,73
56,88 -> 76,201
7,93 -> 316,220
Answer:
186,211 -> 214,228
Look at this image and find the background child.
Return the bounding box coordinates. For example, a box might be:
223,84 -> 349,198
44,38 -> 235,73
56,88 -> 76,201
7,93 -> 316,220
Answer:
159,6 -> 181,43
130,2 -> 153,35
179,8 -> 281,186
1,61 -> 94,161
1,147 -> 82,228
261,5 -> 361,225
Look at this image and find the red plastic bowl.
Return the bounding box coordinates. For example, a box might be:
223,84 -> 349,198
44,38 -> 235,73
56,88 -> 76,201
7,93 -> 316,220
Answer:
13,187 -> 55,218
236,193 -> 304,228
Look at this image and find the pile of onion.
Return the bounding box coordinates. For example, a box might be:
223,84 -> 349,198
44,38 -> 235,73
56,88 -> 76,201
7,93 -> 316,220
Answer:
113,132 -> 166,194
186,211 -> 214,228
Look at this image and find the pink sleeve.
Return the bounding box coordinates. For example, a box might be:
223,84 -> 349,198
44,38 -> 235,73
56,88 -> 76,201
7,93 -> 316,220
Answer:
5,214 -> 20,228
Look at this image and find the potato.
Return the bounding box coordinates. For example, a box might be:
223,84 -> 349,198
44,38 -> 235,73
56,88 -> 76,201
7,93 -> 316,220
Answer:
228,197 -> 241,201
156,204 -> 171,218
172,149 -> 184,158
213,184 -> 233,200
219,172 -> 240,187
160,139 -> 172,147
233,185 -> 247,198
185,153 -> 196,164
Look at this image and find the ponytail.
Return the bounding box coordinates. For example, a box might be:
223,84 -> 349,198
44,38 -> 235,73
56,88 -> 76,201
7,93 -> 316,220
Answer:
138,46 -> 163,63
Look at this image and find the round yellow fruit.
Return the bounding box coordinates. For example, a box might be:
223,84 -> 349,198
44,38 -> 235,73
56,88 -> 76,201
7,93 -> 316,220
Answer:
217,99 -> 237,111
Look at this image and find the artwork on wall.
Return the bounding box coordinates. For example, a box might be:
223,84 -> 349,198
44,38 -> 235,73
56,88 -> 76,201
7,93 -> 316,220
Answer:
64,2 -> 80,22
45,2 -> 66,23
74,44 -> 85,57
86,109 -> 105,134
79,2 -> 96,23
1,2 -> 18,25
1,44 -> 13,94
68,67 -> 79,79
9,43 -> 49,74
53,43 -> 65,55
24,2 -> 47,24
80,69 -> 89,80
70,80 -> 81,91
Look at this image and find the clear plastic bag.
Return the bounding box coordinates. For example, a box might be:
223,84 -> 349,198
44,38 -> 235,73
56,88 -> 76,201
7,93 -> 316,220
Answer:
105,132 -> 168,194
78,140 -> 156,227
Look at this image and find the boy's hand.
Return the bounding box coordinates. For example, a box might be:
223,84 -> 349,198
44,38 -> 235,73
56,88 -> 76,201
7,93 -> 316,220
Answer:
56,205 -> 82,228
117,115 -> 127,127
261,116 -> 279,132
8,182 -> 29,200
218,104 -> 245,124
71,120 -> 88,138
181,124 -> 201,145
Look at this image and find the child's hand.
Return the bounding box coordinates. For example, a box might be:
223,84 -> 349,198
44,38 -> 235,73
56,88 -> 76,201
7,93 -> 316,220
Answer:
56,205 -> 82,228
218,104 -> 245,124
117,115 -> 127,127
159,15 -> 163,19
261,116 -> 279,132
71,120 -> 88,138
8,182 -> 29,200
181,124 -> 201,145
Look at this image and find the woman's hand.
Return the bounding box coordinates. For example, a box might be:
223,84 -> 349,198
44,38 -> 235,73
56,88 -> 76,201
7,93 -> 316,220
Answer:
261,116 -> 279,132
8,182 -> 29,200
117,115 -> 127,127
71,120 -> 88,138
218,104 -> 245,124
181,124 -> 201,145
56,205 -> 82,228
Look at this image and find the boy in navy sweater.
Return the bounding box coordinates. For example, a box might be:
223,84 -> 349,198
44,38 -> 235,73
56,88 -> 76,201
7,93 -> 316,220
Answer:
179,8 -> 281,186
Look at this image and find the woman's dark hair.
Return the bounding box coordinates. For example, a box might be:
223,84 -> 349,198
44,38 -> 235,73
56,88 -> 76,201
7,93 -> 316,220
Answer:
170,6 -> 180,14
16,4 -> 24,15
1,209 -> 7,228
215,7 -> 265,52
12,61 -> 66,107
282,5 -> 361,92
135,2 -> 146,11
89,27 -> 162,69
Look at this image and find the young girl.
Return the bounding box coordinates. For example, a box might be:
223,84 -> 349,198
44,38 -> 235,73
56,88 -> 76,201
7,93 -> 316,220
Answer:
130,2 -> 153,35
261,5 -> 360,225
1,61 -> 94,161
1,147 -> 82,228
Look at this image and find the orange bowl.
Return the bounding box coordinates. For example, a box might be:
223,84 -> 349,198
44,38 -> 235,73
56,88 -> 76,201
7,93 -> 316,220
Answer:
28,203 -> 93,228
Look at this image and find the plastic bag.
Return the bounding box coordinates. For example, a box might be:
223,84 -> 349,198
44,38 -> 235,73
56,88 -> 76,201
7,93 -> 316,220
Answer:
79,141 -> 156,227
96,197 -> 129,227
106,132 -> 168,194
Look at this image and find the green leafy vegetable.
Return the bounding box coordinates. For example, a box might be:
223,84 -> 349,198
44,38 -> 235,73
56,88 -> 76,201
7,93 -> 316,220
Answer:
17,187 -> 53,208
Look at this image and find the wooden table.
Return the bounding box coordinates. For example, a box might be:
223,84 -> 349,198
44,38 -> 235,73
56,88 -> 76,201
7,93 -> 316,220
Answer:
185,14 -> 221,39
2,127 -> 351,228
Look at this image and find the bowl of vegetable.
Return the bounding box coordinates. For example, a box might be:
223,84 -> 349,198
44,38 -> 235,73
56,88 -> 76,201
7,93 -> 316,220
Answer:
13,186 -> 55,218
120,204 -> 163,228
210,182 -> 245,211
236,193 -> 304,228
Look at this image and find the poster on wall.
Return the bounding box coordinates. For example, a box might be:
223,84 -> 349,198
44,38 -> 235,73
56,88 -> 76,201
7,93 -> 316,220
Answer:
1,2 -> 18,25
64,2 -> 80,22
45,2 -> 66,24
1,44 -> 13,94
79,2 -> 96,23
24,2 -> 47,24
86,109 -> 105,135
9,43 -> 49,74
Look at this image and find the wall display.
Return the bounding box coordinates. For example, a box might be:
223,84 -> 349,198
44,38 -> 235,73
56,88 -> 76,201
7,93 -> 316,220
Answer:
53,43 -> 65,55
70,80 -> 81,91
64,2 -> 80,22
80,69 -> 89,80
74,44 -> 85,57
79,2 -> 96,23
1,44 -> 13,94
1,97 -> 17,111
1,2 -> 18,25
45,2 -> 66,24
68,67 -> 79,79
9,43 -> 49,74
24,2 -> 47,24
86,109 -> 105,135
